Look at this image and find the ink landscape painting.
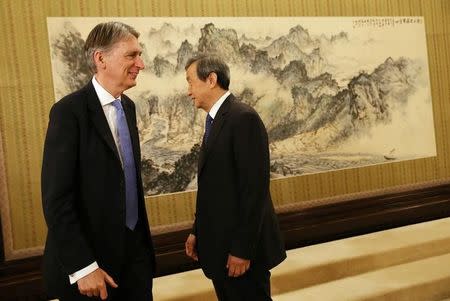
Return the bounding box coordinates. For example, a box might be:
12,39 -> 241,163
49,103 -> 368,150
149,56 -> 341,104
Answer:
47,17 -> 436,196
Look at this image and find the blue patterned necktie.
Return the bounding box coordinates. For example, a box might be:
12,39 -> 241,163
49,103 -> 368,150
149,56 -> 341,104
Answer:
204,113 -> 213,143
112,99 -> 138,230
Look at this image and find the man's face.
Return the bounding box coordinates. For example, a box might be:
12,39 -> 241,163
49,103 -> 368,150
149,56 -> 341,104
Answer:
186,62 -> 211,111
101,36 -> 144,94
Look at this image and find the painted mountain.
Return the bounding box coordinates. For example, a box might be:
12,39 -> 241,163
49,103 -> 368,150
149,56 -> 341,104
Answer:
47,17 -> 436,196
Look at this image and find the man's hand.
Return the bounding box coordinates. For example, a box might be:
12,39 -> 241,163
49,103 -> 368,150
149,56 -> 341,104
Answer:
77,268 -> 118,300
185,234 -> 198,261
226,254 -> 250,277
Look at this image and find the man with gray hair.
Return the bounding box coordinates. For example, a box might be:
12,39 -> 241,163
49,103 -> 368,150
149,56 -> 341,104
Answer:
184,54 -> 286,300
42,21 -> 155,300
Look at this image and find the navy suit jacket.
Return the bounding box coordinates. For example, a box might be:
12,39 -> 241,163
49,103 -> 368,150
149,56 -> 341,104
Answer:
194,94 -> 286,279
41,81 -> 155,297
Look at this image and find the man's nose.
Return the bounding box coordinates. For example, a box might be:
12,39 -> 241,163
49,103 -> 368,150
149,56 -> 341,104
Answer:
136,56 -> 145,70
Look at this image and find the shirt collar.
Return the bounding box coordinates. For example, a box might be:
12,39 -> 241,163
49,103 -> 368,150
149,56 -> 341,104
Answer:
92,76 -> 121,106
208,90 -> 230,119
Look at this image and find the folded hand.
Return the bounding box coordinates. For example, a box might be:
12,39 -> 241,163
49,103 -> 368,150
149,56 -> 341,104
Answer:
77,268 -> 118,300
226,254 -> 250,277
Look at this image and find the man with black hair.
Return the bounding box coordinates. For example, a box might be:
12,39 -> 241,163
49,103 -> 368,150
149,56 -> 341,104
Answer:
184,54 -> 286,301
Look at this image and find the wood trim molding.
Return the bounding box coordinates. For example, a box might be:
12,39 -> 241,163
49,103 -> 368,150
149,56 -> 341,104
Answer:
0,129 -> 9,262
0,182 -> 449,299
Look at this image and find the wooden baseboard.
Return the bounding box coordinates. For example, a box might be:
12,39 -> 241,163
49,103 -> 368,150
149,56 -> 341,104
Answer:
1,183 -> 449,300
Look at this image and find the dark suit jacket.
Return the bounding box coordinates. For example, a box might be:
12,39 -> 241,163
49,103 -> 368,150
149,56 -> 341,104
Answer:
41,81 -> 155,297
194,94 -> 286,280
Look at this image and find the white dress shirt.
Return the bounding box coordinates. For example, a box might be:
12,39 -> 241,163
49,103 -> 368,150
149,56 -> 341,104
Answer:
209,90 -> 230,119
92,76 -> 124,165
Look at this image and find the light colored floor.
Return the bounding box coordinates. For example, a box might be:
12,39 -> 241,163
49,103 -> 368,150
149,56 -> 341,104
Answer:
153,217 -> 450,301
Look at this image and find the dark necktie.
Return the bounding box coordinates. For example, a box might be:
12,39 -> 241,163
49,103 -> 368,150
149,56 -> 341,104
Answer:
112,99 -> 138,230
204,113 -> 213,143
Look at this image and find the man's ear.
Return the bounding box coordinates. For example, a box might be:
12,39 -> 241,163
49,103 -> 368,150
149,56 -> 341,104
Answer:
93,50 -> 106,70
207,72 -> 218,88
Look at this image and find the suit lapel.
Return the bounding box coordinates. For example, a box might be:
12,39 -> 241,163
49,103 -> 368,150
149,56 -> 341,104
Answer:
198,94 -> 233,175
86,82 -> 122,165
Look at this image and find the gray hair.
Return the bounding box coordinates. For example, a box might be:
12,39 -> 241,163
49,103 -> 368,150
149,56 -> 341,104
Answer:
185,54 -> 230,90
84,22 -> 140,72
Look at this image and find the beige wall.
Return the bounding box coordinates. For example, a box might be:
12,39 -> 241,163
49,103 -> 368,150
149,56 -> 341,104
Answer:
0,0 -> 449,260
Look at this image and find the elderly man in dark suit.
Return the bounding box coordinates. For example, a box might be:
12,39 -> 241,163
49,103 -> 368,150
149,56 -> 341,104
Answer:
184,54 -> 286,301
41,22 -> 155,300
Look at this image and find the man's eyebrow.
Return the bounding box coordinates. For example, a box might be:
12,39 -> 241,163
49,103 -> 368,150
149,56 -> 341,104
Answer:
125,50 -> 142,55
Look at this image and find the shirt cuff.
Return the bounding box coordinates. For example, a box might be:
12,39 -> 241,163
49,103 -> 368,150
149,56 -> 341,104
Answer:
68,262 -> 99,285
